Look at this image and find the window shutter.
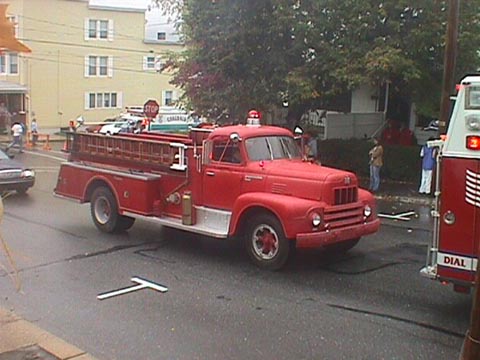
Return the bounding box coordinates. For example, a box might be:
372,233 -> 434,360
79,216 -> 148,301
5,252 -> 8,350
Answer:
108,19 -> 114,41
84,92 -> 90,110
117,92 -> 123,108
162,91 -> 167,106
155,56 -> 163,72
84,56 -> 89,77
108,56 -> 113,77
142,56 -> 148,71
84,18 -> 90,40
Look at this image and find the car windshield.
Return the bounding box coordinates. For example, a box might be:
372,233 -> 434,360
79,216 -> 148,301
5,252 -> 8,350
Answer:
245,135 -> 301,161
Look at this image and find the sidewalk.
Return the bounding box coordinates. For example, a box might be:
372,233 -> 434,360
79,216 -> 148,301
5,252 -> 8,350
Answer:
0,307 -> 97,360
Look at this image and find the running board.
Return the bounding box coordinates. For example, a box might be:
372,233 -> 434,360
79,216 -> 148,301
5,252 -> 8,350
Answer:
123,206 -> 231,238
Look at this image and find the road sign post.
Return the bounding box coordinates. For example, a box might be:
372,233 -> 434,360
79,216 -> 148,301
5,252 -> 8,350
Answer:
143,99 -> 159,131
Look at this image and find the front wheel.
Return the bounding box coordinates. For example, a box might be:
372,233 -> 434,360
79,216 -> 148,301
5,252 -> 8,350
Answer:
90,186 -> 124,233
245,214 -> 291,270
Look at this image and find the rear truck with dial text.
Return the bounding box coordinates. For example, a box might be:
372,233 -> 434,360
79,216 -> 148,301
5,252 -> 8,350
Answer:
421,75 -> 480,292
54,115 -> 380,270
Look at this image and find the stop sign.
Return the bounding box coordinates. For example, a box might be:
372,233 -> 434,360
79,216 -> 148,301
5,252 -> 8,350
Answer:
143,99 -> 159,118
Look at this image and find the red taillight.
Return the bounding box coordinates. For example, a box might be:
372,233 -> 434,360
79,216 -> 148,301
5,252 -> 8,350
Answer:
466,135 -> 480,150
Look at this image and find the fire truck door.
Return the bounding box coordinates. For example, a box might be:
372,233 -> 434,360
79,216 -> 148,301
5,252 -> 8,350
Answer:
202,139 -> 244,210
438,158 -> 479,279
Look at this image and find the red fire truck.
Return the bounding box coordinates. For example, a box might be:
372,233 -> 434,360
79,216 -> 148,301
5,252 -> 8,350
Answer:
421,75 -> 480,292
54,114 -> 380,270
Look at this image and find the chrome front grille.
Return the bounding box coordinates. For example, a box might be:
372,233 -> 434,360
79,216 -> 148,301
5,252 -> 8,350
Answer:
334,186 -> 357,205
324,203 -> 363,230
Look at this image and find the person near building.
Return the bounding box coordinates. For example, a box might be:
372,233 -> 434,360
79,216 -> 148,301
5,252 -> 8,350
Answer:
31,117 -> 38,146
304,131 -> 318,160
6,122 -> 24,153
418,137 -> 436,195
368,137 -> 384,193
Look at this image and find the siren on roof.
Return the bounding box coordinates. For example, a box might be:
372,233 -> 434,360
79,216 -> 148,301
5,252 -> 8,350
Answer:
246,109 -> 261,126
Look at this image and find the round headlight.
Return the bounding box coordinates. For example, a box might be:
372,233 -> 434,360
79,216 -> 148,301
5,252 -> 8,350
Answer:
466,115 -> 480,131
364,205 -> 372,217
312,213 -> 322,227
443,210 -> 456,225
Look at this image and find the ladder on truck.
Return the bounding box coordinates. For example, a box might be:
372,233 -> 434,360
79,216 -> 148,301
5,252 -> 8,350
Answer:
64,132 -> 192,172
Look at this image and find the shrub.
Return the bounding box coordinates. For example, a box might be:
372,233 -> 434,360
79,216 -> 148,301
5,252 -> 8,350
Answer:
317,138 -> 422,183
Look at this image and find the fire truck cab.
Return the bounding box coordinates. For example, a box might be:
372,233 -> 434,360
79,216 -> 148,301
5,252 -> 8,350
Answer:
421,75 -> 480,292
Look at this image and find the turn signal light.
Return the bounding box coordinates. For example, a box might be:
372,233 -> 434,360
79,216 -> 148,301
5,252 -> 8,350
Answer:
466,136 -> 480,150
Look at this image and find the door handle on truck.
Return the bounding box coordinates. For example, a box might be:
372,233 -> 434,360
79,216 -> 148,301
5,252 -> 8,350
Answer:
206,171 -> 215,176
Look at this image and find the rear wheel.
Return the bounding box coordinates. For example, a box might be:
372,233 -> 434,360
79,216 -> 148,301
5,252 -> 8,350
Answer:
90,186 -> 127,233
245,214 -> 291,270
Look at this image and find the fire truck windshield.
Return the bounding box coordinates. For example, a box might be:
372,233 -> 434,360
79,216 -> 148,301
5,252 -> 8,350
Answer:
245,135 -> 302,161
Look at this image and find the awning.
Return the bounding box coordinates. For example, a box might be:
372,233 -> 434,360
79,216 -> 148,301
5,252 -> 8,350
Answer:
0,81 -> 27,94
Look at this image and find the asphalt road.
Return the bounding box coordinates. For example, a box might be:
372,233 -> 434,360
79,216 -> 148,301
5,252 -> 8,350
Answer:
0,148 -> 471,360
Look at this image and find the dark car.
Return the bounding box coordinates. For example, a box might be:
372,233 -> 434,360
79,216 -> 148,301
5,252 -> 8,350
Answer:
0,149 -> 35,194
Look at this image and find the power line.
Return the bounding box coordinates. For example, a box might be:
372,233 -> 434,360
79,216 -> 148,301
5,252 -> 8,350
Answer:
20,37 -> 181,55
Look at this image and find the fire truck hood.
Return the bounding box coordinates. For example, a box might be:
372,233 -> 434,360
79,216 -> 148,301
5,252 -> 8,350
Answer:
258,160 -> 358,202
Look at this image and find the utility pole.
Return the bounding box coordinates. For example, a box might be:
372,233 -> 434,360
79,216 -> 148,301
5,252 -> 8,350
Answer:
438,0 -> 460,134
461,263 -> 480,359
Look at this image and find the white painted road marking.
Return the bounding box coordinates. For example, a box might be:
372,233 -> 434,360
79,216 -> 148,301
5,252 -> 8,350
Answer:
97,277 -> 168,300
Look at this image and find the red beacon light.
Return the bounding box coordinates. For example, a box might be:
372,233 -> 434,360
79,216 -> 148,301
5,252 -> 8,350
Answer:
246,109 -> 261,126
466,135 -> 480,150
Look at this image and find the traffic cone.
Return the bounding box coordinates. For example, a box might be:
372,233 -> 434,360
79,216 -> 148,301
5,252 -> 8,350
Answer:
42,135 -> 51,151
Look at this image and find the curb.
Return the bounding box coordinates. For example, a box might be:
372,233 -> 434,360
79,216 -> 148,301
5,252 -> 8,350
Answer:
374,194 -> 434,206
0,307 -> 97,360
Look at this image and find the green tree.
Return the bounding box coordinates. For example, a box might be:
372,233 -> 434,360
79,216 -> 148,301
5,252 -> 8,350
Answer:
156,0 -> 480,124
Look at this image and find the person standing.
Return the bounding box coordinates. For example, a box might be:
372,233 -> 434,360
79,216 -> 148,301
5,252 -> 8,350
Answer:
31,117 -> 38,146
419,138 -> 436,194
6,122 -> 24,153
369,137 -> 383,192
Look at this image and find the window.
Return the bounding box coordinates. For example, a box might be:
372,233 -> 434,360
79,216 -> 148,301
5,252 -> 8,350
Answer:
0,53 -> 18,75
466,86 -> 480,110
85,18 -> 113,40
212,140 -> 242,164
86,92 -> 120,109
0,55 -> 5,74
143,55 -> 163,71
157,32 -> 166,40
9,54 -> 18,74
164,90 -> 173,105
85,56 -> 112,77
245,136 -> 301,161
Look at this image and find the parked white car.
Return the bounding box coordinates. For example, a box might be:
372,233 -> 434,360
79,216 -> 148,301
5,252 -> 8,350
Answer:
99,121 -> 128,135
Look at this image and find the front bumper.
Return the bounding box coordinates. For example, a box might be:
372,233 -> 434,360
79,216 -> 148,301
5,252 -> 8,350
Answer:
296,219 -> 380,248
0,178 -> 35,191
